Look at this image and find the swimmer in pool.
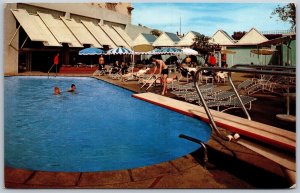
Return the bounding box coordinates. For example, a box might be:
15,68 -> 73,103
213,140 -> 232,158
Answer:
54,87 -> 61,95
67,84 -> 76,92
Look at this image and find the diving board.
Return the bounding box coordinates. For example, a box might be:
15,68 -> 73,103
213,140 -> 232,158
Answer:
132,92 -> 296,153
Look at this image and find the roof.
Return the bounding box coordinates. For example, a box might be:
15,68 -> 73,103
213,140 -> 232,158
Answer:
125,24 -> 153,40
177,31 -> 201,47
142,33 -> 157,43
152,32 -> 180,47
258,34 -> 296,46
210,29 -> 235,45
190,31 -> 202,37
165,32 -> 180,42
236,28 -> 268,45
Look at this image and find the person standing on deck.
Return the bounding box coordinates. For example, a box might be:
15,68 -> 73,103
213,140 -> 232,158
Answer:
54,53 -> 59,66
53,53 -> 59,75
208,53 -> 216,67
98,55 -> 105,70
152,57 -> 168,95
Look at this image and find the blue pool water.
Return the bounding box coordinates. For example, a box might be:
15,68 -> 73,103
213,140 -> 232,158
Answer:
5,76 -> 211,172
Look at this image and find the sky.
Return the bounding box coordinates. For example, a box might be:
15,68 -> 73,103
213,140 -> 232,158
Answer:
131,2 -> 292,36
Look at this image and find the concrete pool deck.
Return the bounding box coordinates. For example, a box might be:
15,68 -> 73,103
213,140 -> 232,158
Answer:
4,72 -> 296,188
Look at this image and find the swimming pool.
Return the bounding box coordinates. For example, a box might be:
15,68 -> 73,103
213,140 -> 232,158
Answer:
4,76 -> 211,172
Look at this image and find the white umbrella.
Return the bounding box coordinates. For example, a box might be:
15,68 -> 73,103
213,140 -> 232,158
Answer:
181,48 -> 198,55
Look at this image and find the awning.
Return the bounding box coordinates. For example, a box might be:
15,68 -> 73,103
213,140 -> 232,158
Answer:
112,26 -> 133,48
61,17 -> 102,48
38,12 -> 82,47
81,20 -> 116,48
99,24 -> 130,49
11,9 -> 61,47
258,34 -> 296,46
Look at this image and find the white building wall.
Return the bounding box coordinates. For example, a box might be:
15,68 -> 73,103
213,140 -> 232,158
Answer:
210,31 -> 234,45
133,34 -> 148,46
4,3 -> 19,74
27,3 -> 131,25
152,33 -> 174,47
237,28 -> 268,45
177,32 -> 195,47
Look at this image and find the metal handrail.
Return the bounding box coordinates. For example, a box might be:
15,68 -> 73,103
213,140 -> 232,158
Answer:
193,66 -> 296,140
232,64 -> 296,71
179,134 -> 208,169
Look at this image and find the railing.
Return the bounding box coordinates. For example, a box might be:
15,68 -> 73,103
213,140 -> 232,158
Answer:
260,30 -> 294,35
179,134 -> 208,168
48,64 -> 57,77
192,65 -> 296,140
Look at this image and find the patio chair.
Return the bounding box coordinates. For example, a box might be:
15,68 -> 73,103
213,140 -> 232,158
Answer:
177,65 -> 194,83
216,71 -> 228,83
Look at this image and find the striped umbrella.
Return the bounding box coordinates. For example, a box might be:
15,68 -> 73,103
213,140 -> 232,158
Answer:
145,48 -> 162,55
79,47 -> 105,55
106,47 -> 133,55
159,47 -> 182,55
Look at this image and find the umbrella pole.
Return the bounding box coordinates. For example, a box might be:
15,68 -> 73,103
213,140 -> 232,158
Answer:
132,53 -> 134,78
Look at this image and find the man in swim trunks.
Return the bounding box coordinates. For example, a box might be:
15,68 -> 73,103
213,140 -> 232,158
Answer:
152,57 -> 168,95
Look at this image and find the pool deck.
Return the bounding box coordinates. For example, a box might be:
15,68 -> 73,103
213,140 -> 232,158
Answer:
4,72 -> 296,189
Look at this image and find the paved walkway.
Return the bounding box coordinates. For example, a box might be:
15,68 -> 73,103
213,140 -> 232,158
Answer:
4,72 -> 295,188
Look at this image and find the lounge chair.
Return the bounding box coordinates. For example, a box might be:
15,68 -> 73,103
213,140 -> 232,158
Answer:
122,67 -> 150,82
197,95 -> 257,112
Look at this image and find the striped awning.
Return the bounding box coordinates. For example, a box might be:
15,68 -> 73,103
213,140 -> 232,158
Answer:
38,12 -> 82,47
112,26 -> 133,47
11,9 -> 61,47
100,24 -> 130,49
61,17 -> 102,48
81,20 -> 116,48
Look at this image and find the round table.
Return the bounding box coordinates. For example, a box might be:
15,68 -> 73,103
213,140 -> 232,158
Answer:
276,92 -> 296,122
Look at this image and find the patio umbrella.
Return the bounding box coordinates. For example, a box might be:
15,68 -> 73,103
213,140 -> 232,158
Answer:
159,47 -> 182,55
79,47 -> 105,55
132,44 -> 154,53
145,48 -> 162,55
221,50 -> 236,54
250,48 -> 276,55
79,47 -> 105,65
250,48 -> 277,65
106,47 -> 133,55
181,48 -> 198,55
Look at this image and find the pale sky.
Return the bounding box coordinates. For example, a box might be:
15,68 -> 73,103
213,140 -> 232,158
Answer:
132,2 -> 292,36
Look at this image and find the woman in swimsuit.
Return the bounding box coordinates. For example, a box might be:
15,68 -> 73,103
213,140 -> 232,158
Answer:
152,57 -> 168,95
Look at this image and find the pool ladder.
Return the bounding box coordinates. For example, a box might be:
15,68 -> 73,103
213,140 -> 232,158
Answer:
179,65 -> 296,169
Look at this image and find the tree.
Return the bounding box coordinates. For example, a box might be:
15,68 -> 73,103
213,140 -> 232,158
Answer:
192,34 -> 220,64
271,3 -> 296,31
150,29 -> 162,37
